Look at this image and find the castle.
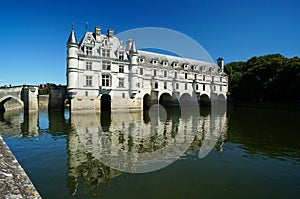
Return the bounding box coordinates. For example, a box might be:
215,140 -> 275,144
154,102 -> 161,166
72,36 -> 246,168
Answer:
66,25 -> 227,111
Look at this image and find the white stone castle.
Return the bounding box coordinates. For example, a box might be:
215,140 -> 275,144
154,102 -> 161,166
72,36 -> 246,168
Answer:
66,25 -> 228,111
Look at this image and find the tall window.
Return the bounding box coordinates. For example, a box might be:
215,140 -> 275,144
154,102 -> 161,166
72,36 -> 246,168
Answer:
164,71 -> 167,77
86,62 -> 92,70
86,47 -> 92,56
102,61 -> 111,70
185,83 -> 187,90
118,78 -> 124,87
102,75 -> 110,86
119,65 -> 124,73
140,68 -> 143,75
119,51 -> 124,60
214,85 -> 216,91
174,71 -> 177,78
220,77 -> 223,82
153,69 -> 157,76
185,73 -> 188,79
176,83 -> 179,90
85,76 -> 92,86
196,84 -> 199,90
102,49 -> 110,57
212,76 -> 215,82
154,82 -> 158,89
194,74 -> 197,80
220,85 -> 223,91
203,75 -> 206,81
164,82 -> 167,89
203,84 -> 205,91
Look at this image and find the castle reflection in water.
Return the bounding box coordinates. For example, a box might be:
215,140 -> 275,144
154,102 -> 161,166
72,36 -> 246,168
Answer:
0,105 -> 227,196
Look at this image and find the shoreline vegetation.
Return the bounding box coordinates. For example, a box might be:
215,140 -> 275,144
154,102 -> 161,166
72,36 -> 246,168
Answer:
225,54 -> 300,110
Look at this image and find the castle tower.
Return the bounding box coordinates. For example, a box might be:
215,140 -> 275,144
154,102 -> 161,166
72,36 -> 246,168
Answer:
66,25 -> 79,97
127,39 -> 138,98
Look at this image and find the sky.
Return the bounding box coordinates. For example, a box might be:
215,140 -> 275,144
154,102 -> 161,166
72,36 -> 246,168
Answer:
0,0 -> 299,85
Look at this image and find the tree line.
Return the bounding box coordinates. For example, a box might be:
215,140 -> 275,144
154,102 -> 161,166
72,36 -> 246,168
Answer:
224,54 -> 300,103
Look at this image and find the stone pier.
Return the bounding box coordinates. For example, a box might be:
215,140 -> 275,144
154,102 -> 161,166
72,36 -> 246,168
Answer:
0,136 -> 41,198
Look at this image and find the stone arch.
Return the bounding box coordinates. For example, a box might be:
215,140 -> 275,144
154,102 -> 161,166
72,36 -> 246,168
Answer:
217,94 -> 226,101
143,94 -> 152,109
0,96 -> 23,113
179,93 -> 193,106
159,93 -> 173,107
200,94 -> 211,107
100,94 -> 111,111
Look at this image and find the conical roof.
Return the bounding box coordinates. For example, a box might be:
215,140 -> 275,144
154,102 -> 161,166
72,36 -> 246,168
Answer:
67,25 -> 77,44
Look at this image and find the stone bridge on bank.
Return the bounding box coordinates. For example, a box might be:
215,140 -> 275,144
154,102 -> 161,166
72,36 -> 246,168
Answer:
0,86 -> 38,113
0,85 -> 67,114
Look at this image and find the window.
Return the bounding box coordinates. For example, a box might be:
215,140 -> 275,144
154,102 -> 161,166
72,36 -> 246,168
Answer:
185,73 -> 188,79
119,51 -> 124,60
196,84 -> 199,90
102,61 -> 111,70
154,82 -> 158,89
86,76 -> 92,86
176,83 -> 179,90
164,71 -> 167,77
85,91 -> 88,96
214,85 -> 216,91
164,82 -> 167,89
140,68 -> 143,75
174,72 -> 177,78
203,75 -> 206,81
185,83 -> 187,90
220,85 -> 222,92
220,77 -> 223,82
203,84 -> 205,91
153,69 -> 156,76
102,75 -> 110,86
119,65 -> 124,73
118,78 -> 124,88
102,49 -> 110,57
137,83 -> 140,88
86,62 -> 92,70
194,74 -> 197,80
86,47 -> 92,56
122,93 -> 125,98
212,76 -> 215,82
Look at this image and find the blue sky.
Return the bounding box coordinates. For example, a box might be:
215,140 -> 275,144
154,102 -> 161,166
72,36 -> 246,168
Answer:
0,0 -> 299,85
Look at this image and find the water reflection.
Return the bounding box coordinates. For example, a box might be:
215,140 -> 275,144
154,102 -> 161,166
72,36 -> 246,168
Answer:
67,106 -> 228,195
0,110 -> 39,137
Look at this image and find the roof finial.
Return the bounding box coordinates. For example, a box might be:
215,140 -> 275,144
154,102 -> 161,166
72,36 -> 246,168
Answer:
86,22 -> 88,32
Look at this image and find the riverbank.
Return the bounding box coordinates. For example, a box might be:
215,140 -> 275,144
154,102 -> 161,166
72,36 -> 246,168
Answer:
0,136 -> 41,199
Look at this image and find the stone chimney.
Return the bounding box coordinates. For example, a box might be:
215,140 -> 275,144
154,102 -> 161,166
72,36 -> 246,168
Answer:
108,29 -> 114,37
95,26 -> 101,42
217,57 -> 224,72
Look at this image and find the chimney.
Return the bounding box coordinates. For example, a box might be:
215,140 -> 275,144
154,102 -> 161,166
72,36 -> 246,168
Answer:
108,29 -> 114,37
95,26 -> 101,42
217,57 -> 224,72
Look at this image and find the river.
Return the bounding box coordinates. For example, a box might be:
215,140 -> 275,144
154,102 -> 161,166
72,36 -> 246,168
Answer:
1,106 -> 299,199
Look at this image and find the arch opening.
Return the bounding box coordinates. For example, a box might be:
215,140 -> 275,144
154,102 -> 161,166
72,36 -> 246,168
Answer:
143,94 -> 152,109
0,97 -> 23,113
159,93 -> 173,107
200,94 -> 211,107
101,94 -> 111,112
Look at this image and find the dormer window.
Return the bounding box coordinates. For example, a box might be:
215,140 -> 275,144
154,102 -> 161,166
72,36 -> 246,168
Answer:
151,59 -> 158,65
102,39 -> 108,46
86,47 -> 93,56
119,51 -> 124,60
201,66 -> 206,72
139,58 -> 145,63
102,49 -> 110,57
162,60 -> 168,66
183,64 -> 189,70
191,65 -> 196,70
172,62 -> 178,68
